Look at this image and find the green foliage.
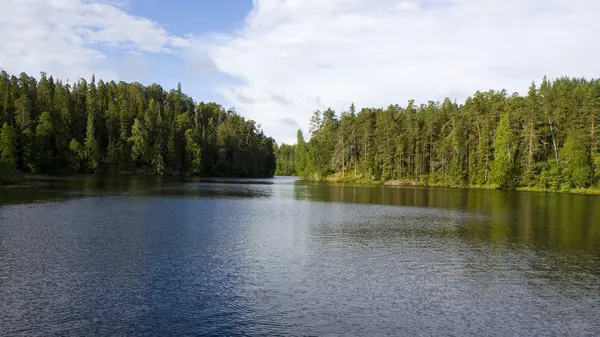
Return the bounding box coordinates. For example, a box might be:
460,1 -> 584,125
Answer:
105,139 -> 121,170
560,132 -> 591,189
0,123 -> 17,167
84,111 -> 100,172
594,151 -> 600,187
20,128 -> 35,172
304,109 -> 339,179
275,143 -> 296,176
69,139 -> 84,172
214,113 -> 274,177
0,69 -> 275,177
129,118 -> 149,167
14,95 -> 32,131
36,112 -> 53,137
294,130 -> 307,177
36,112 -> 53,170
491,113 -> 517,189
285,77 -> 600,193
185,128 -> 201,174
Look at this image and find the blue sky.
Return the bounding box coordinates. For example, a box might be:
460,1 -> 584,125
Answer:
130,0 -> 253,35
1,0 -> 599,144
124,0 -> 254,103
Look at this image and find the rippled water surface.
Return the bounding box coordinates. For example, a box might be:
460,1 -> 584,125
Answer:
1,176 -> 599,336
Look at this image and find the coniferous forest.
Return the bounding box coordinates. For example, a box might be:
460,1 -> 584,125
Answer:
0,70 -> 276,183
2,69 -> 599,193
276,77 -> 600,192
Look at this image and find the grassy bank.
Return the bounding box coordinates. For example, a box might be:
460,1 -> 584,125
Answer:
515,186 -> 600,195
304,173 -> 600,195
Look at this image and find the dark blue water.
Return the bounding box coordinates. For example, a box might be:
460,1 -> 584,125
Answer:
1,176 -> 599,336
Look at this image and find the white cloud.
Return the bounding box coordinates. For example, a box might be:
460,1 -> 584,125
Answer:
204,0 -> 600,144
3,0 -> 599,144
0,0 -> 189,82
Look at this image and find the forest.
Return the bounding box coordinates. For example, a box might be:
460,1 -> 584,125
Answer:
275,77 -> 600,192
0,70 -> 276,184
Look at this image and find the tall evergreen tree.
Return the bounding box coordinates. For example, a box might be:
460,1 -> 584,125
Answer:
491,112 -> 517,189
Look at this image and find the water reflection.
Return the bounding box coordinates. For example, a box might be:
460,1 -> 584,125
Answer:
294,182 -> 600,251
0,176 -> 599,336
2,176 -> 599,251
0,175 -> 276,204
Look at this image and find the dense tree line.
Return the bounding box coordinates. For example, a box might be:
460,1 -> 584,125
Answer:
274,143 -> 296,176
279,77 -> 600,191
0,70 -> 276,182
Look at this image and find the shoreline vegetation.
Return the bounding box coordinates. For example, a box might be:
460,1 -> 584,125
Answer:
275,76 -> 600,195
0,69 -> 276,183
303,174 -> 600,195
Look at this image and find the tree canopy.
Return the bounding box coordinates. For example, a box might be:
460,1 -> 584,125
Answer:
0,70 -> 276,178
276,77 -> 600,191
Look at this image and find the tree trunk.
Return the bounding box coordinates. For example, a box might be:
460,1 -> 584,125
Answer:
429,132 -> 433,175
548,114 -> 559,166
544,104 -> 560,166
528,117 -> 534,168
485,155 -> 489,184
592,116 -> 596,150
592,112 -> 596,185
342,133 -> 345,178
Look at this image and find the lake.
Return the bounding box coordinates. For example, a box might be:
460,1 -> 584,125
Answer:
1,176 -> 599,336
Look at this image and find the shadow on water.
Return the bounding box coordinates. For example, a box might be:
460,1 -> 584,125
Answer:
0,175 -> 275,204
2,176 -> 599,252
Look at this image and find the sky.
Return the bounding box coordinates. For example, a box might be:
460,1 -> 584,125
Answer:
1,0 -> 599,144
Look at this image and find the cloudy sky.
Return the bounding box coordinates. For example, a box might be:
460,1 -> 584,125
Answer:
1,0 -> 599,144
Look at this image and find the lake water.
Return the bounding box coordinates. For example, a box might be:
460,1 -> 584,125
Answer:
1,176 -> 599,336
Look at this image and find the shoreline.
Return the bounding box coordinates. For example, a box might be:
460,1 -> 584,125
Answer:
300,175 -> 600,195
